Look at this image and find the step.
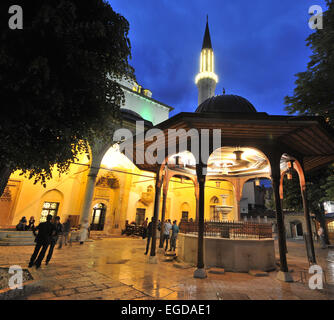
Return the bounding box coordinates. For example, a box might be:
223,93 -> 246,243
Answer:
6,234 -> 35,239
2,237 -> 34,242
0,242 -> 35,246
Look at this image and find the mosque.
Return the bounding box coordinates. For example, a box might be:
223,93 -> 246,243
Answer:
0,19 -> 245,231
1,19 -> 334,278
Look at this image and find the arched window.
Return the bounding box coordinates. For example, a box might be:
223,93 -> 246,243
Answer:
210,196 -> 220,221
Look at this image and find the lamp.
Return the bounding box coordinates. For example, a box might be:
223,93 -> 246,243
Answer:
255,178 -> 260,187
234,150 -> 243,162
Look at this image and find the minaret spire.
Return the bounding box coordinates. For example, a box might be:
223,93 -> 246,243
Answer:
202,16 -> 212,49
195,17 -> 218,105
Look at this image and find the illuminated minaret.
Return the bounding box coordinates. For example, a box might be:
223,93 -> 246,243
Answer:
195,16 -> 218,105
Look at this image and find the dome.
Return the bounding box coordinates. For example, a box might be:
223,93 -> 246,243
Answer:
120,108 -> 153,127
195,94 -> 257,113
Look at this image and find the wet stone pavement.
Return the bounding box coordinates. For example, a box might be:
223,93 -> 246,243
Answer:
0,237 -> 334,300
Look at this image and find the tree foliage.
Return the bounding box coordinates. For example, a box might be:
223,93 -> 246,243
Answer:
285,0 -> 334,126
0,0 -> 134,191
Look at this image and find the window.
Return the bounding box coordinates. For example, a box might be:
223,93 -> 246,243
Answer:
40,202 -> 59,222
181,211 -> 189,221
135,208 -> 146,225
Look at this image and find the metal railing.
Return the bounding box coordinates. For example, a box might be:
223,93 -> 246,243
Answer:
179,220 -> 273,239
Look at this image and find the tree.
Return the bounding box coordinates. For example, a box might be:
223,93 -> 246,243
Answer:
0,0 -> 134,196
285,0 -> 334,126
321,164 -> 334,201
284,1 -> 334,243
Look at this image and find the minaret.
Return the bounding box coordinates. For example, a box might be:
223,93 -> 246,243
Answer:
195,16 -> 218,105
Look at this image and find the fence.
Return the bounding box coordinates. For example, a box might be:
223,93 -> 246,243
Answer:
179,220 -> 273,239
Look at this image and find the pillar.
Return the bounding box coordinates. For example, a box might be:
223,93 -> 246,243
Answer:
194,164 -> 207,279
294,162 -> 316,264
159,179 -> 169,249
271,158 -> 293,282
80,165 -> 99,225
149,171 -> 163,263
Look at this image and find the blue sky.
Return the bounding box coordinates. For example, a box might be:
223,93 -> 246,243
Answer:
109,0 -> 327,116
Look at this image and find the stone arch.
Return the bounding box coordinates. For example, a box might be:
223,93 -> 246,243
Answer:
39,189 -> 64,222
180,202 -> 191,221
210,196 -> 219,204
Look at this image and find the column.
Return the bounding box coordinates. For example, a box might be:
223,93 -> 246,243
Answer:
149,171 -> 163,263
80,165 -> 99,225
271,159 -> 292,282
159,180 -> 169,249
297,168 -> 316,264
194,164 -> 207,279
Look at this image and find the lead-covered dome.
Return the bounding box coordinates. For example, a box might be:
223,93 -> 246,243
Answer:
195,94 -> 257,113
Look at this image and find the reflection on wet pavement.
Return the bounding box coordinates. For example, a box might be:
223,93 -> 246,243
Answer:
0,237 -> 333,300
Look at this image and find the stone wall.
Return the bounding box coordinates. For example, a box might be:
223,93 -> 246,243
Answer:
178,233 -> 276,272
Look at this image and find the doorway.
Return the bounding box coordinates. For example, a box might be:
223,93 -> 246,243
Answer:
91,203 -> 106,231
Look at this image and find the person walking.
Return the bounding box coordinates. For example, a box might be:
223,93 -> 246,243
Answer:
28,215 -> 55,269
45,216 -> 63,265
58,218 -> 71,249
144,217 -> 154,255
79,219 -> 90,244
162,219 -> 172,251
169,220 -> 179,252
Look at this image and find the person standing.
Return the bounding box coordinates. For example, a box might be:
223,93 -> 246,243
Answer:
29,215 -> 55,269
80,219 -> 90,244
45,216 -> 63,265
144,217 -> 154,255
142,217 -> 148,239
318,226 -> 327,249
58,218 -> 71,249
169,220 -> 179,252
162,219 -> 172,251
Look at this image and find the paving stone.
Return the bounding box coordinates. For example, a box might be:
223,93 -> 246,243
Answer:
54,288 -> 76,297
26,291 -> 56,300
0,238 -> 333,300
249,270 -> 269,277
208,268 -> 225,275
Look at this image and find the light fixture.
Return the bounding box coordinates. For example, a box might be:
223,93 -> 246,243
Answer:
234,150 -> 243,162
255,178 -> 260,186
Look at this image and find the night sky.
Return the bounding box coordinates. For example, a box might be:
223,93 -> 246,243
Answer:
109,0 -> 327,117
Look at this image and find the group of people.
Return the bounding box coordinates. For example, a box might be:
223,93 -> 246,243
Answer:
28,216 -> 89,269
143,218 -> 179,255
16,216 -> 35,231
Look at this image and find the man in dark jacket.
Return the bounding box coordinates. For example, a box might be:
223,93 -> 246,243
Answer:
46,216 -> 63,265
144,217 -> 155,255
29,215 -> 55,269
58,218 -> 70,249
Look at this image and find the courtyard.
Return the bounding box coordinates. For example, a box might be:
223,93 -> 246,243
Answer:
0,236 -> 334,300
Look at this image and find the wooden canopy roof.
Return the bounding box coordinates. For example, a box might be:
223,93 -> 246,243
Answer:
125,112 -> 334,173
